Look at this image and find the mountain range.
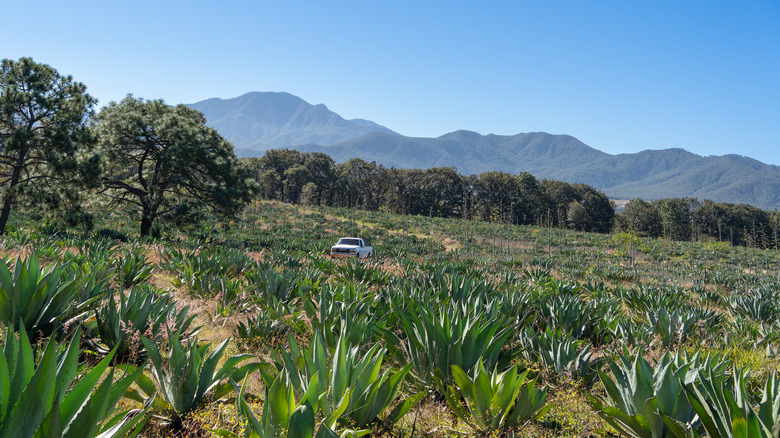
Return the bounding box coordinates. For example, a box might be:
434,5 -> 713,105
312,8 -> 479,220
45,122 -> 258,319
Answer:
188,92 -> 780,210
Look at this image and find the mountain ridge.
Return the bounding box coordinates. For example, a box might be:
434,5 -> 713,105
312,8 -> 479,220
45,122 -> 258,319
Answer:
188,92 -> 780,210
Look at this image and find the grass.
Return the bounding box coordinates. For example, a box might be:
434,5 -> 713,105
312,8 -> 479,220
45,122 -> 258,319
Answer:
2,200 -> 780,437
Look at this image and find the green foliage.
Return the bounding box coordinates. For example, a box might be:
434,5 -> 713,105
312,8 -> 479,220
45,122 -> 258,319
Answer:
384,303 -> 514,395
270,332 -> 419,429
589,352 -> 728,438
664,369 -> 776,438
130,330 -> 258,421
91,285 -> 198,361
220,374 -> 366,438
0,255 -> 101,341
0,57 -> 99,235
302,285 -> 378,351
443,358 -> 549,433
517,328 -> 601,385
0,326 -> 150,438
235,308 -> 291,348
246,268 -> 301,305
96,95 -> 253,236
115,249 -> 154,289
333,259 -> 389,287
728,290 -> 779,324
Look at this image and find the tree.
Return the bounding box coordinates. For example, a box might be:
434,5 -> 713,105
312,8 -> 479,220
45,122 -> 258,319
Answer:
618,198 -> 662,237
541,179 -> 578,227
513,172 -> 550,225
96,96 -> 253,237
0,57 -> 98,234
572,184 -> 615,233
653,198 -> 695,241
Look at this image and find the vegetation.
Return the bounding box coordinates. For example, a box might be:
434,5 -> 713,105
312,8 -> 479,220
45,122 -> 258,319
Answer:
95,96 -> 254,236
0,57 -> 98,234
3,56 -> 780,437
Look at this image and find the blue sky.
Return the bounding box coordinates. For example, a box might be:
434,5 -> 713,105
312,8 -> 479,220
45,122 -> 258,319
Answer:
5,1 -> 779,164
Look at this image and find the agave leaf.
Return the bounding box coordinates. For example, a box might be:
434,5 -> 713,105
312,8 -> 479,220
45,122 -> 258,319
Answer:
324,388 -> 351,430
287,403 -> 315,438
0,349 -> 9,425
267,372 -> 293,430
758,373 -> 780,433
1,333 -> 57,438
232,378 -> 265,438
386,390 -> 424,426
330,335 -> 348,405
59,346 -> 117,427
62,367 -> 115,438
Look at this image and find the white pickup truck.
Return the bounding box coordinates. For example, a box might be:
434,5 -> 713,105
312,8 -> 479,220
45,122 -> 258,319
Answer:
330,237 -> 373,258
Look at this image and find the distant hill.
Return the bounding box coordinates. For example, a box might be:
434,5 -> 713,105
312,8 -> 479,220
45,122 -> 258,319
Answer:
308,133 -> 780,210
188,92 -> 780,210
188,92 -> 396,155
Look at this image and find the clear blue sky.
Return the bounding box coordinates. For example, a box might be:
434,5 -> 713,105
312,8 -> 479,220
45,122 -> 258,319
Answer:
5,1 -> 779,164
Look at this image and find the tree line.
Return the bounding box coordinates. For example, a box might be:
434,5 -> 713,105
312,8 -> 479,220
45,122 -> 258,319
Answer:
0,57 -> 252,237
245,148 -> 780,249
617,197 -> 780,249
244,148 -> 615,233
3,57 -> 777,247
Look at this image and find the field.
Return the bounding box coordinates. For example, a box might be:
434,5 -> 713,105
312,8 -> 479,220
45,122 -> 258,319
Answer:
2,200 -> 780,437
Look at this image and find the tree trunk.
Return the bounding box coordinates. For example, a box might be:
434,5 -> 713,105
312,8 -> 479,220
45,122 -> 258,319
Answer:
140,214 -> 154,237
140,204 -> 156,237
0,161 -> 24,235
0,194 -> 15,235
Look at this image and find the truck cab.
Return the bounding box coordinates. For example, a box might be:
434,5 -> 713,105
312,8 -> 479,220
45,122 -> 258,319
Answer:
330,237 -> 373,258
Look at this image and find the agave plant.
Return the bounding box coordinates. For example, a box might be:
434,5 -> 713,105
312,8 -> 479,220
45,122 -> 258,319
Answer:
523,267 -> 552,285
588,351 -> 729,438
218,373 -> 366,438
725,316 -> 780,350
271,331 -> 420,429
517,327 -> 601,385
127,330 -> 259,422
443,358 -> 549,434
618,285 -> 686,316
302,285 -> 378,350
246,268 -> 301,305
383,304 -> 514,395
729,290 -> 779,324
646,307 -> 720,348
0,326 -> 150,438
661,370 -> 780,438
91,285 -> 198,361
536,294 -> 594,339
0,255 -> 101,341
115,249 -> 154,289
80,238 -> 119,262
235,307 -> 292,348
333,259 -> 389,287
164,247 -> 253,279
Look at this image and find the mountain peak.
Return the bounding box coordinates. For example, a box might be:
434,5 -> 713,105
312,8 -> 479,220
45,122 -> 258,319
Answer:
187,91 -> 780,210
188,92 -> 395,152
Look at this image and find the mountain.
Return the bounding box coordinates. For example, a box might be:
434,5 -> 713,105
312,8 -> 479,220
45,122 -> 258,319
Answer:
296,130 -> 609,174
188,92 -> 780,210
188,92 -> 396,155
309,133 -> 780,209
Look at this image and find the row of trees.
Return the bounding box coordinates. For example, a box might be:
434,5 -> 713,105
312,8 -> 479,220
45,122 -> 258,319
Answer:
245,149 -> 616,233
618,197 -> 780,248
247,147 -> 780,248
4,57 -> 777,246
0,58 -> 252,236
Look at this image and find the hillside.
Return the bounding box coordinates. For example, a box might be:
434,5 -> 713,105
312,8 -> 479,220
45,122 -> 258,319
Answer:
188,91 -> 396,154
189,92 -> 780,210
305,132 -> 780,210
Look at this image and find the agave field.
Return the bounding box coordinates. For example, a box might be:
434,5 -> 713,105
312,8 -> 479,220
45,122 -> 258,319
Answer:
1,200 -> 780,437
